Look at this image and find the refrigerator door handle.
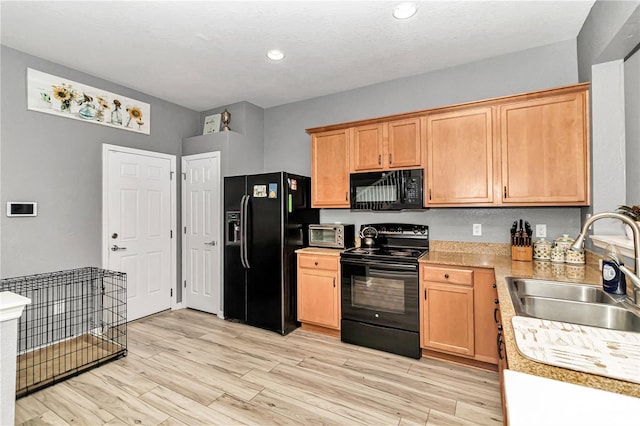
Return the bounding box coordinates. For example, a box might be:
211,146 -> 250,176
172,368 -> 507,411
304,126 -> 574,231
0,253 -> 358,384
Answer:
241,194 -> 251,269
239,195 -> 247,269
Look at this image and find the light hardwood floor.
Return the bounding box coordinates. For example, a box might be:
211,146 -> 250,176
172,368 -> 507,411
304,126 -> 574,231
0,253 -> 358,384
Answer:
15,309 -> 503,425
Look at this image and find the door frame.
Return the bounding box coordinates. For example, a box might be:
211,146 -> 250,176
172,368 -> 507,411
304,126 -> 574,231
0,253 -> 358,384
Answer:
102,143 -> 178,312
181,151 -> 223,315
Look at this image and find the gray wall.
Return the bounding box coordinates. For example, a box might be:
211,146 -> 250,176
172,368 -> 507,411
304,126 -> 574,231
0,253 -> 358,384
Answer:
263,40 -> 584,243
182,131 -> 264,176
577,1 -> 640,82
576,1 -> 640,248
1,46 -> 200,278
194,102 -> 265,175
626,50 -> 640,204
591,60 -> 627,235
199,101 -> 265,150
264,39 -> 579,177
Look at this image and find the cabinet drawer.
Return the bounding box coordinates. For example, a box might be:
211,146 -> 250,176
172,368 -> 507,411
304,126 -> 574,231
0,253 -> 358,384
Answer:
423,266 -> 473,285
299,255 -> 338,271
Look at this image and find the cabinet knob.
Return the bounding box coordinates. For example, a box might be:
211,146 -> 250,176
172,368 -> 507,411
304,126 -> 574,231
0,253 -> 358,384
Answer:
494,299 -> 499,305
492,283 -> 497,289
444,273 -> 449,279
314,261 -> 318,266
497,324 -> 503,331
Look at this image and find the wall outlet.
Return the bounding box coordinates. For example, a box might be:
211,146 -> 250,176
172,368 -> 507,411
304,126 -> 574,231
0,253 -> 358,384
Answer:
536,224 -> 547,238
54,300 -> 65,315
472,223 -> 482,236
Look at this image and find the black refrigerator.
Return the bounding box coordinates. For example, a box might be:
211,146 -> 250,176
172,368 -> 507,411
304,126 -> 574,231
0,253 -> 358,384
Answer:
223,172 -> 319,335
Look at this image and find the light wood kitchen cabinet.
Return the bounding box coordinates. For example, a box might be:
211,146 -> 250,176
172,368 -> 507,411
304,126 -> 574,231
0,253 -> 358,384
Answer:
351,118 -> 421,172
425,106 -> 495,205
421,265 -> 475,356
297,252 -> 341,334
420,264 -> 499,365
387,118 -> 422,169
473,268 -> 499,364
500,89 -> 589,205
307,83 -> 590,208
310,129 -> 350,208
351,124 -> 384,171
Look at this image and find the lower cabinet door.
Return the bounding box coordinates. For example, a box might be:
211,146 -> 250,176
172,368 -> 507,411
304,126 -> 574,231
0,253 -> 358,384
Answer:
297,268 -> 339,329
422,283 -> 475,356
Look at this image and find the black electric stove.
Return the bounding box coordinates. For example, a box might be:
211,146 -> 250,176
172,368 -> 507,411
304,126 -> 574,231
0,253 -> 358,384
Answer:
340,223 -> 429,359
341,223 -> 429,263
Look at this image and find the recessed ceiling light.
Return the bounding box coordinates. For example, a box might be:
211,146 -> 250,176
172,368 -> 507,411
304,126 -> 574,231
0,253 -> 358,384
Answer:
267,49 -> 285,61
393,2 -> 417,20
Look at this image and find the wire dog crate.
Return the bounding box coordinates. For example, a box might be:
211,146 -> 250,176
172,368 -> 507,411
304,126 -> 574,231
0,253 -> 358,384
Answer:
0,267 -> 127,397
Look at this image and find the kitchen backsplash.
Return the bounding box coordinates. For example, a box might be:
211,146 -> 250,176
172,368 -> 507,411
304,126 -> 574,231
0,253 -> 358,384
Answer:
320,207 -> 583,244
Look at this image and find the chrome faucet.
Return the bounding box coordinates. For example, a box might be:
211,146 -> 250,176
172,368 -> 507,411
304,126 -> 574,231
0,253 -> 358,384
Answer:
571,212 -> 640,305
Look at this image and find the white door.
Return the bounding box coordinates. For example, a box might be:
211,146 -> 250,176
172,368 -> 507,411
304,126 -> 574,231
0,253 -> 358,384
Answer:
103,145 -> 176,321
182,152 -> 221,315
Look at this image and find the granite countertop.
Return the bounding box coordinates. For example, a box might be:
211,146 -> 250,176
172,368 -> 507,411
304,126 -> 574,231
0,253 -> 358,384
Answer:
419,241 -> 640,398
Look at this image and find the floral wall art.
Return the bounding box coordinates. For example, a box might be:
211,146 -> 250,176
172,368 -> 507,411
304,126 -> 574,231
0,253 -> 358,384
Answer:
27,68 -> 150,135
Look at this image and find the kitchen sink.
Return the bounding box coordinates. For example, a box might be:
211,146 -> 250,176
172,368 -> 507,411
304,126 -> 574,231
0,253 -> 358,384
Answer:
506,277 -> 640,333
508,278 -> 619,304
517,296 -> 640,332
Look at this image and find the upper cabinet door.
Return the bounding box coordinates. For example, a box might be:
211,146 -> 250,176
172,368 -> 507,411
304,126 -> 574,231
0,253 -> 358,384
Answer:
351,124 -> 384,171
500,91 -> 589,205
311,129 -> 350,208
387,118 -> 422,169
426,107 -> 494,205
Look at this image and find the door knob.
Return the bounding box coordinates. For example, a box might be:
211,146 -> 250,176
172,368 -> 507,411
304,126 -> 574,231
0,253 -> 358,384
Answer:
111,245 -> 127,251
204,241 -> 216,246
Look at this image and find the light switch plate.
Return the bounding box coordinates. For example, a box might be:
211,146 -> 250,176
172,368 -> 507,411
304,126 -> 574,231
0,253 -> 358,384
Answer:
536,224 -> 547,238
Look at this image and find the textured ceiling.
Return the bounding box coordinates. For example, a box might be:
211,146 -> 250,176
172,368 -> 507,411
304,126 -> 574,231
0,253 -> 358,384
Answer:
0,1 -> 595,111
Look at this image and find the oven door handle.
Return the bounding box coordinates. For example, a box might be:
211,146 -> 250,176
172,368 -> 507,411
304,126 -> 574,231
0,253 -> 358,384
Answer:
340,258 -> 418,271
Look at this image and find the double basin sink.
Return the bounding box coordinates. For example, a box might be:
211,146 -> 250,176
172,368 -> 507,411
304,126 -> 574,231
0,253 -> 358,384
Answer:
506,277 -> 640,333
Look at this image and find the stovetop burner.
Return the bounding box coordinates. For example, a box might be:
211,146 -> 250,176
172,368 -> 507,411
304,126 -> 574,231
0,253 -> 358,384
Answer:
342,246 -> 427,261
341,223 -> 429,263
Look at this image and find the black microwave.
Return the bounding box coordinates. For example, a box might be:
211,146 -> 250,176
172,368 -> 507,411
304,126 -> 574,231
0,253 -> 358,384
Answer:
350,169 -> 423,210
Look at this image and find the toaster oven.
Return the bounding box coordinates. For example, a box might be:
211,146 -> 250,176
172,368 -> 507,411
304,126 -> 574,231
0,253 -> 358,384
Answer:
308,224 -> 355,249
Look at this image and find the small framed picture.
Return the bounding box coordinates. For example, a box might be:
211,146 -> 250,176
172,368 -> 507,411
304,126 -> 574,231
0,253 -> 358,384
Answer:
203,113 -> 221,134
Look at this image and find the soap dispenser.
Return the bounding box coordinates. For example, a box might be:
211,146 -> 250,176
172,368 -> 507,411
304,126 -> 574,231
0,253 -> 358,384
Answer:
602,243 -> 626,295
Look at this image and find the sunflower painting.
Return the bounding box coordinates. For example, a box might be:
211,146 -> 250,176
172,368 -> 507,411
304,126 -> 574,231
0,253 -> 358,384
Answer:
27,68 -> 151,135
125,106 -> 143,128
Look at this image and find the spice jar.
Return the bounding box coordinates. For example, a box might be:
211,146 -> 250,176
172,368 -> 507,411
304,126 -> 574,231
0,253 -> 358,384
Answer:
565,249 -> 585,264
550,247 -> 565,263
554,234 -> 575,251
533,238 -> 552,260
